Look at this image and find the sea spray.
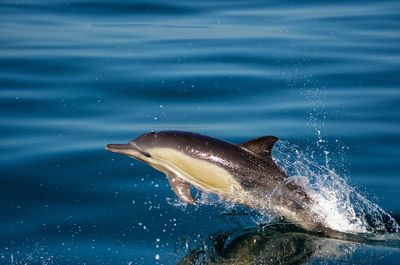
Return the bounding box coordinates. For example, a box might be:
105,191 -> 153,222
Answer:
273,141 -> 400,234
166,138 -> 399,234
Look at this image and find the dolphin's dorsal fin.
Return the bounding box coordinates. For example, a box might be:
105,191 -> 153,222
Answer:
166,172 -> 195,205
240,136 -> 278,157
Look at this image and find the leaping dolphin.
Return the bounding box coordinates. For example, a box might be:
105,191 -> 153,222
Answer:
106,131 -> 335,235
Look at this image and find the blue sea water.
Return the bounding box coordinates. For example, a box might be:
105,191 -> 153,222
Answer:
1,0 -> 400,264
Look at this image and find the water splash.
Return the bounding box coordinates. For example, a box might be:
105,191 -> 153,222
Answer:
273,141 -> 400,234
167,139 -> 399,235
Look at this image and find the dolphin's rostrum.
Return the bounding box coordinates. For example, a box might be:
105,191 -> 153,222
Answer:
106,131 -> 334,235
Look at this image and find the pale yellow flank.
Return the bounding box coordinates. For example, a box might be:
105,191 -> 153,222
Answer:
148,148 -> 243,196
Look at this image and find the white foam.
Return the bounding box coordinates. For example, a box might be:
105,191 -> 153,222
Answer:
169,140 -> 399,234
273,141 -> 400,234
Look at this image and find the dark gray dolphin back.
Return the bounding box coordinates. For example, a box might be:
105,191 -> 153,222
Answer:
131,131 -> 237,154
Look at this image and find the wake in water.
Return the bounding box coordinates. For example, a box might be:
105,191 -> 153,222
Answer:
169,140 -> 400,236
272,140 -> 399,234
175,222 -> 400,265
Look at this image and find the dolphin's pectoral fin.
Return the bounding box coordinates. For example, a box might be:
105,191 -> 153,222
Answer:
239,136 -> 278,157
166,173 -> 195,205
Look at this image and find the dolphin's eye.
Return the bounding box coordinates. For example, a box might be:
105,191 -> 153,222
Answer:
141,151 -> 152,158
134,144 -> 151,158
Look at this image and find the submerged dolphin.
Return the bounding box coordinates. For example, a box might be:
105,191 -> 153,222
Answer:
106,131 -> 334,234
178,224 -> 357,265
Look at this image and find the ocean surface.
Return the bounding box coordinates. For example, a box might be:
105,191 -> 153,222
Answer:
1,0 -> 400,264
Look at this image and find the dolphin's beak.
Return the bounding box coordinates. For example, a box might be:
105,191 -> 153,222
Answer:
105,143 -> 133,154
106,143 -> 152,158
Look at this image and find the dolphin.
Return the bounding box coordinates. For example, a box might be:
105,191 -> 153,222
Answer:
106,131 -> 335,234
177,224 -> 357,265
